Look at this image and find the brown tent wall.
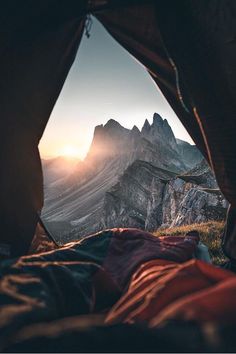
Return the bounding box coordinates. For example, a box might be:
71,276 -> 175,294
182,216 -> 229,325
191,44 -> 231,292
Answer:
152,0 -> 236,260
1,0 -> 236,260
0,1 -> 87,256
94,0 -> 236,260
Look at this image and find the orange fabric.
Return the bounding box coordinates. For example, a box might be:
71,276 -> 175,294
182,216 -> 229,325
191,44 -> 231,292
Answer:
105,259 -> 236,327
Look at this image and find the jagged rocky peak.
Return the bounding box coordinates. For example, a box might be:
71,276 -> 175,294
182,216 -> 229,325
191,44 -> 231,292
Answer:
92,119 -> 128,140
131,125 -> 140,135
99,119 -> 130,139
104,118 -> 122,130
153,114 -> 174,138
141,113 -> 177,150
153,112 -> 164,126
87,118 -> 131,161
93,124 -> 104,136
141,119 -> 151,134
152,113 -> 174,135
95,115 -> 176,146
162,118 -> 175,136
103,119 -> 131,137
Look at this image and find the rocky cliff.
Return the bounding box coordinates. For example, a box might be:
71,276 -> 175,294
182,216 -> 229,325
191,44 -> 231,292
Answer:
102,159 -> 228,233
41,114 -> 223,243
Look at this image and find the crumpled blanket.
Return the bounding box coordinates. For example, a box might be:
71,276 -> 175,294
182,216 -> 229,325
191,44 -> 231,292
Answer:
0,228 -> 200,349
105,258 -> 236,327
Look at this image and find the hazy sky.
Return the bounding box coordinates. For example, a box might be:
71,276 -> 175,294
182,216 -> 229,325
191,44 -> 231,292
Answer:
39,17 -> 193,160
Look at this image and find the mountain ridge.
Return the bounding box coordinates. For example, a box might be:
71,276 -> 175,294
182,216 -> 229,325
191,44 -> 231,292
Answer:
41,113 -> 214,242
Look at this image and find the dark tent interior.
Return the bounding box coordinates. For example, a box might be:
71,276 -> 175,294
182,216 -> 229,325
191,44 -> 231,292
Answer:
1,0 -> 236,351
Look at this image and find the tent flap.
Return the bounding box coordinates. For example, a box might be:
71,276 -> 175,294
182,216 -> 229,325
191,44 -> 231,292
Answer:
94,0 -> 236,259
1,0 -> 236,259
0,1 -> 87,256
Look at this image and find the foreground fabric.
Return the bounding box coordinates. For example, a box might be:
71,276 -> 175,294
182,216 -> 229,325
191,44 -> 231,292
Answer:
1,228 -> 236,351
106,258 -> 236,327
0,228 -> 199,350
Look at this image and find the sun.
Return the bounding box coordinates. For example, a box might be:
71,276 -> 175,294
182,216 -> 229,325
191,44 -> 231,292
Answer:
60,145 -> 80,158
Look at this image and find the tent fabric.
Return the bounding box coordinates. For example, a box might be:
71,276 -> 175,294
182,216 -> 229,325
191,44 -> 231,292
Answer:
1,318 -> 216,353
0,1 -> 87,257
28,222 -> 58,254
94,1 -> 208,160
105,258 -> 236,327
1,0 -> 236,258
1,1 -> 236,350
93,0 -> 236,259
0,228 -> 200,349
0,228 -> 235,352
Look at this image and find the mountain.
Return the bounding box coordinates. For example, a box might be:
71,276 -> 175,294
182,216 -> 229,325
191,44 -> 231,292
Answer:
42,113 -> 205,242
83,114 -> 190,173
102,159 -> 228,233
103,160 -> 176,231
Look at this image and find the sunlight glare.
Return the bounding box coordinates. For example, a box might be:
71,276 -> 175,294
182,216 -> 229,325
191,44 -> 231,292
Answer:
60,145 -> 80,158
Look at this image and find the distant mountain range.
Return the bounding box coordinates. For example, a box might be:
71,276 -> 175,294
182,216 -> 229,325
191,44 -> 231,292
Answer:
41,113 -> 227,243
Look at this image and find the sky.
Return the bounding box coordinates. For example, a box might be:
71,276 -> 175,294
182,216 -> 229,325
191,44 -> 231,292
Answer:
39,17 -> 193,160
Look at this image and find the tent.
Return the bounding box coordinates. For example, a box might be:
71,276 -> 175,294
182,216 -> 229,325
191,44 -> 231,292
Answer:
1,1 -> 236,351
1,0 -> 236,260
0,0 -> 235,259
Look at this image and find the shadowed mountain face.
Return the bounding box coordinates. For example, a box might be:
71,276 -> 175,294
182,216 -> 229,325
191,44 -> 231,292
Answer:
103,159 -> 227,233
41,113 -> 210,243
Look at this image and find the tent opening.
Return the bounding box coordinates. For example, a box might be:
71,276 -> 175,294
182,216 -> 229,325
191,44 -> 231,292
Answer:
1,2 -> 236,351
37,17 -> 226,260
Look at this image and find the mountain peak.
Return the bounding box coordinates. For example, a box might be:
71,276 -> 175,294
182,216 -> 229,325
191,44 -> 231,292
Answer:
104,119 -> 122,129
153,113 -> 164,126
94,124 -> 103,131
162,118 -> 174,136
141,119 -> 151,134
163,118 -> 168,126
132,125 -> 140,134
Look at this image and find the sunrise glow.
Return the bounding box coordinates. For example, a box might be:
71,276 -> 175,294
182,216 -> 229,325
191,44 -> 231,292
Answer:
60,145 -> 80,158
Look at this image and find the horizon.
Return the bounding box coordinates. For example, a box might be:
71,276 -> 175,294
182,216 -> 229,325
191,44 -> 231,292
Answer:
39,17 -> 193,160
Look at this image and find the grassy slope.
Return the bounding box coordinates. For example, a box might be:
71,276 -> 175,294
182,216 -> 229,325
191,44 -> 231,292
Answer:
154,221 -> 227,265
